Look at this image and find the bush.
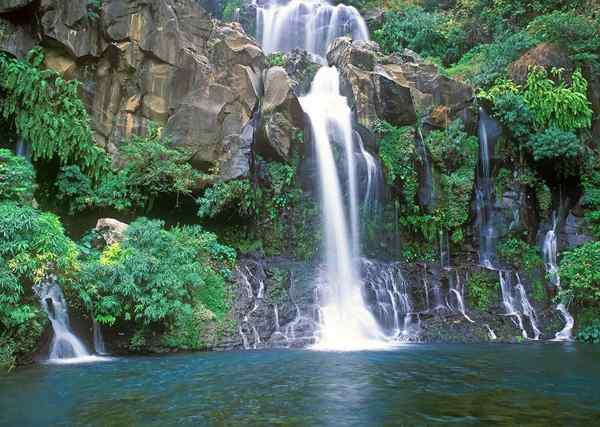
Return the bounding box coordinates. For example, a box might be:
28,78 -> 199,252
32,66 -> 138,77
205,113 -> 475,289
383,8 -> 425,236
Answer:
559,241 -> 600,306
197,179 -> 256,219
527,128 -> 583,162
0,202 -> 77,369
467,271 -> 498,311
266,52 -> 285,67
0,48 -> 109,179
576,320 -> 600,343
74,218 -> 235,335
497,238 -> 544,273
57,125 -> 202,213
0,148 -> 35,203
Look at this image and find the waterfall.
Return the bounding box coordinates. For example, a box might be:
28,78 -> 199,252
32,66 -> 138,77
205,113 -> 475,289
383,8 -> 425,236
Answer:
542,214 -> 574,341
498,271 -> 540,340
484,324 -> 497,340
515,273 -> 541,340
300,67 -> 387,350
256,0 -> 369,60
15,137 -> 30,159
92,319 -> 108,355
34,276 -> 100,363
475,109 -> 502,268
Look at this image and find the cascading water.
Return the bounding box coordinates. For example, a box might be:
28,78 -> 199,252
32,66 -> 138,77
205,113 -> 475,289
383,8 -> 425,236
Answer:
475,109 -> 502,268
92,319 -> 107,355
256,0 -> 369,60
498,271 -> 540,340
300,67 -> 388,350
34,276 -> 105,363
542,214 -> 574,341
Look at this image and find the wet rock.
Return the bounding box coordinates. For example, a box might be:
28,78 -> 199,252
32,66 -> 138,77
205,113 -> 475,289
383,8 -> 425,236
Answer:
256,66 -> 305,162
0,16 -> 36,58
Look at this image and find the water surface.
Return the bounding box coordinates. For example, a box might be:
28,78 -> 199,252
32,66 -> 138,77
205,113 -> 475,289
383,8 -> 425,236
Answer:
1,343 -> 599,425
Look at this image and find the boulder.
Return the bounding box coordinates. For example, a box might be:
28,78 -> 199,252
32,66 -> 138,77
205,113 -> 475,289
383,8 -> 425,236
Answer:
508,43 -> 573,84
95,218 -> 128,246
256,66 -> 305,161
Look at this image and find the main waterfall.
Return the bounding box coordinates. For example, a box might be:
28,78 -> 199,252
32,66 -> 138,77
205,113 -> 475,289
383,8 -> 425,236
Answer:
300,68 -> 387,350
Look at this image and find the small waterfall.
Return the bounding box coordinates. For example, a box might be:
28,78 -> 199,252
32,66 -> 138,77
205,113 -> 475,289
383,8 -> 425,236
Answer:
362,260 -> 416,339
475,109 -> 502,268
15,137 -> 30,159
484,324 -> 497,340
92,319 -> 107,355
34,277 -> 94,362
300,67 -> 387,350
498,271 -> 540,340
256,0 -> 369,60
542,214 -> 574,341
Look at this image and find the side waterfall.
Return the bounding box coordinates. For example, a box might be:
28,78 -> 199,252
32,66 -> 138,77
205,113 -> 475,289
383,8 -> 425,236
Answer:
34,277 -> 103,363
498,271 -> 540,340
300,67 -> 387,350
542,214 -> 574,341
257,0 -> 369,59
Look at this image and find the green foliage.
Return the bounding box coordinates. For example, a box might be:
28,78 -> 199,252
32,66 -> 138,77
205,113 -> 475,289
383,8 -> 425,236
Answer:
425,120 -> 478,240
527,11 -> 600,69
466,271 -> 498,311
582,160 -> 600,238
87,0 -> 102,20
576,320 -> 600,343
559,241 -> 600,306
222,0 -> 242,21
197,179 -> 255,220
527,127 -> 583,162
447,31 -> 537,87
0,48 -> 109,180
266,52 -> 285,67
497,237 -> 544,273
57,125 -> 202,213
374,7 -> 450,59
0,202 -> 76,370
522,67 -> 592,131
374,120 -> 418,213
0,149 -> 35,204
74,218 -> 235,351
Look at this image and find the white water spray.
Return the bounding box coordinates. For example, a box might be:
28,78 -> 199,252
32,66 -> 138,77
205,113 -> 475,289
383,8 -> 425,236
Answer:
542,214 -> 574,341
35,277 -> 107,364
257,0 -> 369,60
300,67 -> 387,350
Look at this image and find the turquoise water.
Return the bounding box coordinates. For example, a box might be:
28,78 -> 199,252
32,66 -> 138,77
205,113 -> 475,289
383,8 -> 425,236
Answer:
1,343 -> 599,425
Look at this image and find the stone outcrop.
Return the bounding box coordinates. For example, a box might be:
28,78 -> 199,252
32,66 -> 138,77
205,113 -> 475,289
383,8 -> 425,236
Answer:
327,37 -> 475,132
0,0 -> 266,181
256,66 -> 305,162
508,43 -> 574,84
94,218 -> 129,247
0,0 -> 32,13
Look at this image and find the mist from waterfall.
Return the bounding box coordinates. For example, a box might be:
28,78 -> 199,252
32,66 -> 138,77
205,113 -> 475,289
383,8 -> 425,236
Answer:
256,0 -> 369,60
300,67 -> 388,350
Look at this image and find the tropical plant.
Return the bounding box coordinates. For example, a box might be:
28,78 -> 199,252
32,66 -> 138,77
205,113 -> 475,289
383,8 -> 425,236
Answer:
0,149 -> 36,203
559,241 -> 600,306
0,48 -> 109,179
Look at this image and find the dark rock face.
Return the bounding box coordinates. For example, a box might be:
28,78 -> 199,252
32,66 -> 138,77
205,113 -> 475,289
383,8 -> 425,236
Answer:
0,16 -> 35,57
327,37 -> 474,132
255,66 -> 305,162
0,0 -> 32,13
2,0 -> 265,182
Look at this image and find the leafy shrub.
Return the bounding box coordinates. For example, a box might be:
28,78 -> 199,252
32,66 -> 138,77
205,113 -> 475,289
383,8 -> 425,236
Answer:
222,0 -> 242,21
527,128 -> 583,162
0,148 -> 35,203
576,320 -> 600,343
497,238 -> 544,273
374,7 -> 450,59
467,271 -> 498,311
266,52 -> 285,67
582,163 -> 600,238
0,48 -> 109,179
374,120 -> 418,213
57,125 -> 202,213
0,202 -> 77,369
197,179 -> 255,219
527,11 -> 600,69
559,241 -> 600,305
74,218 -> 235,349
